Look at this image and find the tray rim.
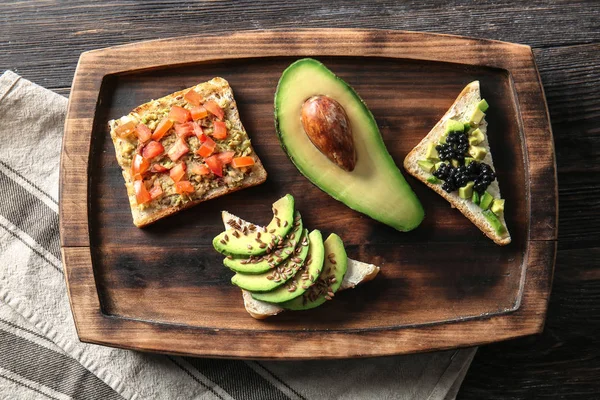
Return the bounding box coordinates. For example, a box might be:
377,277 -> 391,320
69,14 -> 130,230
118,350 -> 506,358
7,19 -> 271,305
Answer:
60,28 -> 557,359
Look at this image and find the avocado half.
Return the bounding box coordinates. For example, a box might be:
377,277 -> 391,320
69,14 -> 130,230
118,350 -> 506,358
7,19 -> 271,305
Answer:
274,58 -> 424,232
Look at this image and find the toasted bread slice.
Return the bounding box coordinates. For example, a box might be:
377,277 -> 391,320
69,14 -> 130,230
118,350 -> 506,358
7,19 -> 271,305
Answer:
109,78 -> 267,227
403,81 -> 510,245
222,211 -> 380,319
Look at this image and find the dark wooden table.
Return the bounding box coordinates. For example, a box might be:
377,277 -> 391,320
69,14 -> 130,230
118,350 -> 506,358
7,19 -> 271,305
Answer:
2,1 -> 598,398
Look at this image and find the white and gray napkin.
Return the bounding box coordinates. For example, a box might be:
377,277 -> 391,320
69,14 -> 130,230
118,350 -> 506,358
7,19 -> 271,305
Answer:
0,70 -> 477,400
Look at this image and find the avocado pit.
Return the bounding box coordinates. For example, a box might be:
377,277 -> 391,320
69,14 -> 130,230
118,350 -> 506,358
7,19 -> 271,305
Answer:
301,95 -> 356,171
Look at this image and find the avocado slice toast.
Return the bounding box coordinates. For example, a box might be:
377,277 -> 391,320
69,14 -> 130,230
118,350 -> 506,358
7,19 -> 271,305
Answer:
403,81 -> 511,245
219,203 -> 380,319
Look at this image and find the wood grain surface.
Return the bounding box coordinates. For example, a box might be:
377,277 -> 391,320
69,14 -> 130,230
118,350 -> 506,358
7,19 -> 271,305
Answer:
2,0 -> 598,398
60,30 -> 555,359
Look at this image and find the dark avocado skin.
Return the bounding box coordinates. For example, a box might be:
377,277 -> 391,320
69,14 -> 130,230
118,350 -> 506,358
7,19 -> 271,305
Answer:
274,58 -> 424,232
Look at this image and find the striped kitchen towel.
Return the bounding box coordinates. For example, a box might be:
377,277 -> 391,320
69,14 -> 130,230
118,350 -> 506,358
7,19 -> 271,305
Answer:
0,70 -> 477,400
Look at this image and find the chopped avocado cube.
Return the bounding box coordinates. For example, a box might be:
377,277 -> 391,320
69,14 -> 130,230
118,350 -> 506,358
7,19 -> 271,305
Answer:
477,99 -> 489,112
464,122 -> 472,132
459,182 -> 474,199
491,198 -> 505,215
434,161 -> 445,171
472,191 -> 480,205
427,176 -> 441,184
482,209 -> 507,235
468,145 -> 487,161
469,107 -> 485,125
469,128 -> 485,145
439,131 -> 448,144
445,120 -> 465,134
464,157 -> 475,166
451,159 -> 460,168
425,142 -> 439,161
480,191 -> 494,210
418,160 -> 435,173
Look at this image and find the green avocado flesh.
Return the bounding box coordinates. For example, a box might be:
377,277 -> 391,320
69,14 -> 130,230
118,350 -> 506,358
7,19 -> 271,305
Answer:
213,194 -> 295,256
281,233 -> 348,311
274,58 -> 424,232
252,229 -> 325,304
231,229 -> 310,292
223,212 -> 303,274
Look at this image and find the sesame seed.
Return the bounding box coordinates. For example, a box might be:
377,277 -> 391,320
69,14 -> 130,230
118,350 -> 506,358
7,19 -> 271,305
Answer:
267,275 -> 274,280
220,240 -> 226,245
273,208 -> 278,215
284,220 -> 288,227
226,255 -> 233,260
259,243 -> 267,248
330,259 -> 337,264
247,244 -> 253,250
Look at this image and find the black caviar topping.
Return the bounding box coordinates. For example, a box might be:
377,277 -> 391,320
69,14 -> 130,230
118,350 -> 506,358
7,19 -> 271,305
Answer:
434,160 -> 496,194
435,131 -> 469,163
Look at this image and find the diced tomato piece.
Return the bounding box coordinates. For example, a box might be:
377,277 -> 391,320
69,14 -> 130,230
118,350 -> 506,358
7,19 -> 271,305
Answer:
212,120 -> 227,140
191,121 -> 204,139
134,180 -> 152,204
196,136 -> 216,158
190,163 -> 210,176
174,122 -> 194,138
142,141 -> 164,159
115,121 -> 136,138
167,138 -> 189,161
149,182 -> 163,199
231,156 -> 255,168
152,118 -> 173,141
150,163 -> 169,173
175,180 -> 195,195
169,162 -> 186,183
184,90 -> 204,106
205,155 -> 223,177
131,153 -> 150,180
135,123 -> 152,143
203,100 -> 224,120
216,151 -> 235,165
191,106 -> 208,120
168,105 -> 191,123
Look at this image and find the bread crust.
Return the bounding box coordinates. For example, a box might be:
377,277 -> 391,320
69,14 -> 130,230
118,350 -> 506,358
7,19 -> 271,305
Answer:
403,81 -> 511,246
109,77 -> 267,227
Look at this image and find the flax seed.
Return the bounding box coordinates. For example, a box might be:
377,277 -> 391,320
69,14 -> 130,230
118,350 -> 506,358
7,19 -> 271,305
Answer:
220,240 -> 226,245
259,243 -> 267,248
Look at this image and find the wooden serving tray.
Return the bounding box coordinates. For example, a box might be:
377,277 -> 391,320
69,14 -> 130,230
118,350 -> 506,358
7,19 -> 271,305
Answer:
60,29 -> 557,359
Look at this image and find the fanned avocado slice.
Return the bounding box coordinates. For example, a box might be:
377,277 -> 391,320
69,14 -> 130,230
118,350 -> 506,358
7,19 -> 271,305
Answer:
274,58 -> 424,232
281,233 -> 348,310
213,194 -> 295,256
251,229 -> 325,303
231,229 -> 310,292
223,211 -> 303,274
